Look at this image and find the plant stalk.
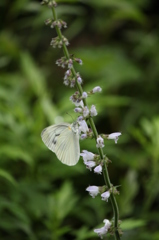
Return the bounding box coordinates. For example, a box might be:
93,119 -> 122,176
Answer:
51,6 -> 121,240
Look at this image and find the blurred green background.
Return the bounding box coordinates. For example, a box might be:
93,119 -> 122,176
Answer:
1,0 -> 159,239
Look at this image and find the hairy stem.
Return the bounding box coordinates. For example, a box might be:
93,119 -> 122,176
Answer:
51,6 -> 120,240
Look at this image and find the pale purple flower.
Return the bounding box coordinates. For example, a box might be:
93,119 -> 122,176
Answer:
94,219 -> 111,239
81,134 -> 87,139
86,186 -> 99,198
94,165 -> 102,174
68,59 -> 73,68
74,107 -> 82,113
107,132 -> 121,144
103,219 -> 111,228
84,160 -> 96,170
78,120 -> 89,134
96,136 -> 104,148
80,150 -> 95,161
73,100 -> 84,107
82,92 -> 88,98
93,86 -> 102,93
90,105 -> 97,116
101,191 -> 110,202
83,106 -> 89,117
77,76 -> 82,84
94,226 -> 107,239
77,116 -> 83,121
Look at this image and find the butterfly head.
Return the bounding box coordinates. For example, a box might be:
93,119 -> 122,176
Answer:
71,121 -> 79,134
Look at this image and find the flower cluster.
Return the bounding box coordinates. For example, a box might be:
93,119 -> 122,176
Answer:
63,71 -> 82,87
86,186 -> 110,201
50,36 -> 69,48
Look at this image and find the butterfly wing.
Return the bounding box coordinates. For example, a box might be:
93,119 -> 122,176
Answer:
41,123 -> 80,166
41,123 -> 70,153
54,127 -> 80,166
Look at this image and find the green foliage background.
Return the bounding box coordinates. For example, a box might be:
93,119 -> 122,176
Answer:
1,0 -> 159,239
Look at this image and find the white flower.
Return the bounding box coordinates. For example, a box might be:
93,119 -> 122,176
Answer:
63,80 -> 69,86
80,150 -> 95,161
101,191 -> 110,202
83,106 -> 89,117
90,105 -> 97,116
74,107 -> 82,113
73,100 -> 84,107
94,219 -> 111,239
84,160 -> 96,170
77,76 -> 82,84
92,86 -> 102,93
82,92 -> 88,98
78,120 -> 89,134
103,219 -> 111,229
96,136 -> 104,148
107,132 -> 121,144
77,116 -> 83,121
94,226 -> 107,239
65,69 -> 71,76
86,186 -> 99,198
81,134 -> 87,139
94,165 -> 102,174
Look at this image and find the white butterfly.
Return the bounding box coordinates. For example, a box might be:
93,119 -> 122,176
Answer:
41,122 -> 80,166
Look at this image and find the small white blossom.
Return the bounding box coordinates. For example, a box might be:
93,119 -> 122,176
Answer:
83,106 -> 89,117
77,76 -> 82,84
81,134 -> 87,139
103,219 -> 111,228
68,59 -> 73,68
63,80 -> 69,86
86,186 -> 99,198
78,120 -> 89,134
94,226 -> 107,239
90,105 -> 97,116
77,116 -> 83,121
96,136 -> 104,148
101,191 -> 110,202
94,165 -> 102,174
82,92 -> 88,98
65,69 -> 70,76
94,219 -> 111,239
107,132 -> 121,144
84,160 -> 96,170
93,86 -> 102,93
73,100 -> 84,107
74,107 -> 82,113
80,150 -> 95,161
70,80 -> 75,88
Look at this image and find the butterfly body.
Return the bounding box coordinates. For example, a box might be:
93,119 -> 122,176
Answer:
41,122 -> 80,166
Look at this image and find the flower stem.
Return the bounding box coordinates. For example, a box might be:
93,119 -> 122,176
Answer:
51,6 -> 121,240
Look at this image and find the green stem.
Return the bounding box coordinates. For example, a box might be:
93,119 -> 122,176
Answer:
51,6 -> 121,240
